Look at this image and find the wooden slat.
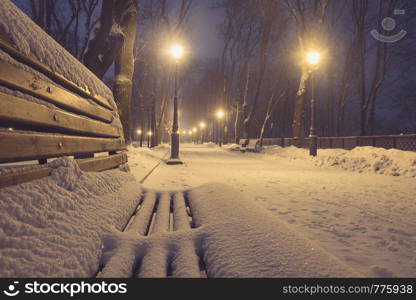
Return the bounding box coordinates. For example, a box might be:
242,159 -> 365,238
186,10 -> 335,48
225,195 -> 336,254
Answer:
0,36 -> 113,110
0,61 -> 113,123
0,153 -> 127,189
0,131 -> 125,163
0,92 -> 121,137
77,153 -> 127,172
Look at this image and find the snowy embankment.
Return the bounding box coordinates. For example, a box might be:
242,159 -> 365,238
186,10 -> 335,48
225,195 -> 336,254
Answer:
258,145 -> 416,178
0,158 -> 142,277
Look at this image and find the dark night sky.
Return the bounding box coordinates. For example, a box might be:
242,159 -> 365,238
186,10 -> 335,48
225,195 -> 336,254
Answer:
188,0 -> 224,60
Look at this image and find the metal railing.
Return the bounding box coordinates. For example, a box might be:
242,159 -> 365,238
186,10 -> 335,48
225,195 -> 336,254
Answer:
258,134 -> 416,152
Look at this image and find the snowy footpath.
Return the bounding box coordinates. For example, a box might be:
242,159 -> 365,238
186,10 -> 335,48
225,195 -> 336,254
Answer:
131,143 -> 416,277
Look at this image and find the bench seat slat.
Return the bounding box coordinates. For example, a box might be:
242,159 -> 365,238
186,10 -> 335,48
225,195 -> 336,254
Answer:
0,92 -> 121,138
0,153 -> 127,189
0,131 -> 125,163
0,61 -> 113,123
152,192 -> 171,234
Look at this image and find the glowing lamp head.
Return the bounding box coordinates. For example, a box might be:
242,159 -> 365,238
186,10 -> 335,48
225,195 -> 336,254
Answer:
306,51 -> 321,65
137,129 -> 142,135
169,44 -> 184,60
216,110 -> 225,119
188,130 -> 192,135
148,131 -> 153,136
199,122 -> 206,129
182,130 -> 187,134
192,127 -> 197,133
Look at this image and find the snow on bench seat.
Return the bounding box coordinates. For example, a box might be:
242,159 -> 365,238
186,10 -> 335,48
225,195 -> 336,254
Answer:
0,157 -> 142,277
98,183 -> 360,278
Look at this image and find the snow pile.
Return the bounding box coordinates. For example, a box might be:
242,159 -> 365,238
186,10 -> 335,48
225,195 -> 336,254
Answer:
100,183 -> 360,277
0,157 -> 142,277
261,146 -> 416,177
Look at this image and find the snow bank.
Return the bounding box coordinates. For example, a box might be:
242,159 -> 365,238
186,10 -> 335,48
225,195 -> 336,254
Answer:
261,146 -> 416,178
0,157 -> 142,277
100,183 -> 360,277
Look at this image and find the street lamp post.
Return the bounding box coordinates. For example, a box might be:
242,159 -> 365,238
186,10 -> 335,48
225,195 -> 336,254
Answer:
147,131 -> 153,148
136,129 -> 142,147
199,121 -> 206,144
167,44 -> 184,164
216,110 -> 225,147
306,51 -> 321,156
192,127 -> 197,144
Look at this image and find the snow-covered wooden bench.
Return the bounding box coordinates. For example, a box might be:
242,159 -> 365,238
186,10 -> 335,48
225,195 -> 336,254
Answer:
246,139 -> 262,152
0,10 -> 127,189
230,139 -> 248,152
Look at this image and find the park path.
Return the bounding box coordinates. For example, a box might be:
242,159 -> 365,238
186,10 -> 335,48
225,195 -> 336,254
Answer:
130,143 -> 416,277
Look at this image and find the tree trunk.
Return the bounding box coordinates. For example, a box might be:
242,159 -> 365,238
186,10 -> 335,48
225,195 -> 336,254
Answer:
83,0 -> 124,79
259,114 -> 270,147
113,0 -> 138,144
292,67 -> 309,146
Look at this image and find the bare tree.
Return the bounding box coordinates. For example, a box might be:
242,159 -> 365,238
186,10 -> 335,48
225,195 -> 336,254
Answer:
113,0 -> 139,144
82,0 -> 125,79
284,0 -> 329,146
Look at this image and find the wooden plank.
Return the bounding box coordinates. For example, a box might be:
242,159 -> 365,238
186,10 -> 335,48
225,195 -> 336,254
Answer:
0,36 -> 113,110
0,61 -> 113,123
0,131 -> 125,163
0,167 -> 52,189
77,153 -> 127,172
0,92 -> 121,137
0,153 -> 127,189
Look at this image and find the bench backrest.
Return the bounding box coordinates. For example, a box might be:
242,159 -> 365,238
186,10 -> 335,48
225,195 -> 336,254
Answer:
0,23 -> 126,189
247,139 -> 260,148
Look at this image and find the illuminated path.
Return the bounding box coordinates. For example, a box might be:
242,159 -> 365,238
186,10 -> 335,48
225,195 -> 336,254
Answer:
130,143 -> 416,277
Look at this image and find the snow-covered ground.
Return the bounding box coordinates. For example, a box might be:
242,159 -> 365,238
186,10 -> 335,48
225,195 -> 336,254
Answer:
130,143 -> 416,277
126,144 -> 169,182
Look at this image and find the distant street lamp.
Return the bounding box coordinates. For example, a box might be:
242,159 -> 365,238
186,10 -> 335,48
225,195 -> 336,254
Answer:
306,51 -> 321,156
147,130 -> 153,148
192,127 -> 197,144
188,130 -> 193,143
215,109 -> 225,147
199,121 -> 206,144
167,44 -> 185,164
136,129 -> 142,147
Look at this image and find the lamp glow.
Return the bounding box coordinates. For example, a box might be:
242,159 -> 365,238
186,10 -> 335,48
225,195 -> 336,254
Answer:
148,131 -> 153,136
199,122 -> 206,129
216,110 -> 225,119
137,129 -> 142,135
306,51 -> 321,65
169,44 -> 184,60
192,127 -> 197,133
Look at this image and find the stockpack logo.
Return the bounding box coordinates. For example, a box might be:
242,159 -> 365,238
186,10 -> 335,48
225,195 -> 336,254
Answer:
3,281 -> 20,297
